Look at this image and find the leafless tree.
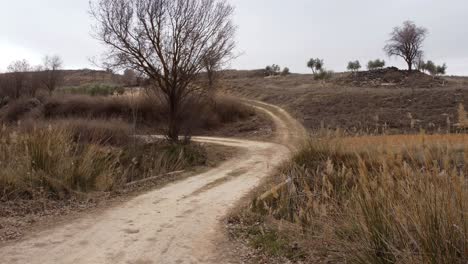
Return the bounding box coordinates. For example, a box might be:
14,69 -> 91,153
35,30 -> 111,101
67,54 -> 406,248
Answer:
7,59 -> 32,99
123,69 -> 137,87
202,29 -> 236,96
42,55 -> 63,95
384,21 -> 427,71
30,66 -> 45,97
90,0 -> 236,142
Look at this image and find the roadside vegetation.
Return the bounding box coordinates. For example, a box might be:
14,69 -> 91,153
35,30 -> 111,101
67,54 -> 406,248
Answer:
59,83 -> 125,96
230,133 -> 468,263
224,20 -> 465,262
0,125 -> 208,200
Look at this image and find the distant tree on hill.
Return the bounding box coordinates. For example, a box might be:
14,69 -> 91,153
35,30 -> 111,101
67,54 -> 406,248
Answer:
436,63 -> 447,76
307,58 -> 323,74
384,21 -> 427,71
414,53 -> 425,71
421,60 -> 446,76
7,59 -> 32,99
367,59 -> 386,70
347,60 -> 361,72
265,64 -> 281,76
123,69 -> 137,87
42,55 -> 63,95
314,70 -> 333,81
281,67 -> 290,76
423,60 -> 436,75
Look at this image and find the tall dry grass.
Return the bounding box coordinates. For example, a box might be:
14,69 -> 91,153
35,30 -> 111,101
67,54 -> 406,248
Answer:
0,127 -> 120,200
458,103 -> 468,129
0,123 -> 207,201
1,94 -> 255,134
253,134 -> 467,263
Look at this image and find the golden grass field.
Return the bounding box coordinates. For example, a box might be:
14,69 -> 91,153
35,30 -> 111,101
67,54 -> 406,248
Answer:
233,132 -> 467,264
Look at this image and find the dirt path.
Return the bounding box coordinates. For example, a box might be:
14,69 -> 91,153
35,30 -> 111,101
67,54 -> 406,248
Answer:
0,100 -> 306,264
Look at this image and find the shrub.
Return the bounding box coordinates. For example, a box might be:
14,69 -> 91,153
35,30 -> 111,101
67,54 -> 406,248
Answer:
0,127 -> 120,199
281,67 -> 290,76
313,69 -> 334,81
436,63 -> 447,76
307,58 -> 323,74
422,60 -> 446,76
1,93 -> 256,135
265,64 -> 281,76
60,84 -> 125,96
0,124 -> 208,200
0,98 -> 42,122
367,59 -> 386,70
251,135 -> 468,263
347,60 -> 361,72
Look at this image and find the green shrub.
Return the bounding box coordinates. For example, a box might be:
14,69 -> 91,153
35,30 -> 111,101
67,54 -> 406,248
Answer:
314,69 -> 334,80
60,84 -> 124,96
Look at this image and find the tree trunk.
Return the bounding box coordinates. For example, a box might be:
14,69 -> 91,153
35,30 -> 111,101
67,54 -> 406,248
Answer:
407,61 -> 413,72
167,94 -> 180,142
168,117 -> 180,142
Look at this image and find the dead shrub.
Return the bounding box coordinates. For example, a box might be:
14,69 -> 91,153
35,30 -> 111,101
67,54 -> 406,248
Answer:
0,124 -> 208,201
248,134 -> 468,263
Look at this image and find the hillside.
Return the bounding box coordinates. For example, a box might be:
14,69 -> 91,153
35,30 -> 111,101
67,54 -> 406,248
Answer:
60,69 -> 122,87
222,69 -> 468,134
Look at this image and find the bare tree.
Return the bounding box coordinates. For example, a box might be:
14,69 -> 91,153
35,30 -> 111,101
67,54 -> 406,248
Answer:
202,28 -> 236,96
123,69 -> 137,87
7,59 -> 32,99
42,55 -> 63,95
90,0 -> 236,142
384,21 -> 427,71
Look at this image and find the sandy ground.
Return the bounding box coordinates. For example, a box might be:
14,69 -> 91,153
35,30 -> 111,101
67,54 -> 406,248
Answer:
0,100 -> 306,264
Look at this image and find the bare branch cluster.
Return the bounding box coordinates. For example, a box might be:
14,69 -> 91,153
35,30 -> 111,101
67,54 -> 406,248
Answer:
384,21 -> 427,71
90,0 -> 236,141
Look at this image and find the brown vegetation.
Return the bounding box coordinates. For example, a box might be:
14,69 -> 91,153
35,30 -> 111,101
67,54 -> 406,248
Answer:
230,134 -> 468,263
222,70 -> 468,134
0,94 -> 258,137
90,0 -> 236,141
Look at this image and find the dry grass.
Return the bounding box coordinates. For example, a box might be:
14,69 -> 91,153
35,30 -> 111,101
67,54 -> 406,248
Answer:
0,94 -> 256,135
223,71 -> 468,135
0,123 -> 207,201
0,127 -> 120,200
242,134 -> 467,263
458,104 -> 468,128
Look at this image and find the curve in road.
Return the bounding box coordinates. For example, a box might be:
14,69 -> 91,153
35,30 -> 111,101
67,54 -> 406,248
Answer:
0,100 -> 306,264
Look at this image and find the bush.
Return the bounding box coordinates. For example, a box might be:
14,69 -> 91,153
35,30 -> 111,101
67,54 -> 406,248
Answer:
313,69 -> 334,81
347,60 -> 361,72
307,58 -> 324,74
0,127 -> 120,199
1,93 -> 257,136
18,118 -> 132,146
265,64 -> 281,76
0,124 -> 208,200
60,84 -> 125,96
252,135 -> 468,263
281,67 -> 290,76
367,59 -> 386,70
0,98 -> 42,122
421,60 -> 447,76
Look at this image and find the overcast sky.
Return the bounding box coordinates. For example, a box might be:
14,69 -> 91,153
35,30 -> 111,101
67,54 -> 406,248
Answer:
1,0 -> 467,75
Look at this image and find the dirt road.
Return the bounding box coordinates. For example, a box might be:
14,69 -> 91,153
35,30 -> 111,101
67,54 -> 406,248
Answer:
0,101 -> 306,264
